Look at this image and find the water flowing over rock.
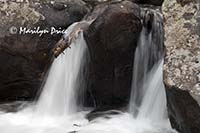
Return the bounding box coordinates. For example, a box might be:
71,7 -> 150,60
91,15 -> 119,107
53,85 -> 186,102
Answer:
0,23 -> 90,133
129,8 -> 165,119
35,28 -> 88,116
0,9 -> 176,132
0,0 -> 199,132
0,0 -> 89,102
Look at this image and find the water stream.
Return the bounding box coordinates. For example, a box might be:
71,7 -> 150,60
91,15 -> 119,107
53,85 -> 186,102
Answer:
0,22 -> 89,133
35,24 -> 88,117
129,9 -> 167,123
0,9 -> 177,133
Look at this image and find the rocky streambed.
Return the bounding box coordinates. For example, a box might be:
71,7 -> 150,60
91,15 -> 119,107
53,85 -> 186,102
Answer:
0,0 -> 199,133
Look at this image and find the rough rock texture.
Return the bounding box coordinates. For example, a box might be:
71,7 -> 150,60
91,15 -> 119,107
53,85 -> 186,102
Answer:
0,0 -> 89,102
163,0 -> 200,132
84,0 -> 142,108
163,0 -> 200,104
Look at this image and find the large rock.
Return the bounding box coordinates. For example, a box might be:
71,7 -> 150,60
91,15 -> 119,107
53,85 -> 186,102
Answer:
83,0 -> 164,7
83,0 -> 142,108
163,0 -> 200,132
166,85 -> 200,133
0,0 -> 89,102
131,0 -> 164,6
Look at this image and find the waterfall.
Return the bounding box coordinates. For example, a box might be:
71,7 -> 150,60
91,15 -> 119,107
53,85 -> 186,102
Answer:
129,8 -> 168,123
0,22 -> 91,133
76,9 -> 177,133
0,8 -> 177,133
35,23 -> 88,116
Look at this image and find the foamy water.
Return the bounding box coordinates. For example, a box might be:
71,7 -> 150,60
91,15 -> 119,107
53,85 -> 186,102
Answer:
0,10 -> 177,133
0,110 -> 176,133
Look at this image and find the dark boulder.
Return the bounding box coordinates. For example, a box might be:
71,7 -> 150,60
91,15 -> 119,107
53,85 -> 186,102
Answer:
35,0 -> 89,28
165,85 -> 200,133
86,109 -> 123,121
130,0 -> 164,6
83,0 -> 142,108
0,0 -> 89,102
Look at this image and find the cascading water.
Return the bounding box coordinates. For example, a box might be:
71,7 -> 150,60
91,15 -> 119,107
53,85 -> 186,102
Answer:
0,22 -> 90,133
35,23 -> 88,116
129,8 -> 167,122
127,8 -> 174,129
0,8 -> 177,133
75,8 -> 177,133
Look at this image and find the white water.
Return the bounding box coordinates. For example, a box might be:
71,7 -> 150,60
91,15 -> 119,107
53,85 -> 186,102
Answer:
0,23 -> 90,133
0,13 -> 177,133
137,60 -> 167,121
35,25 -> 87,116
129,27 -> 167,122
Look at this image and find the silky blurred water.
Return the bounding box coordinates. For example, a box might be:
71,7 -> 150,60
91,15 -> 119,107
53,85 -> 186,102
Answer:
0,10 -> 177,133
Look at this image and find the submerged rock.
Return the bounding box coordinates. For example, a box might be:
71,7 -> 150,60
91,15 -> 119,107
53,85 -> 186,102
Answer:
0,101 -> 29,112
0,0 -> 89,102
86,109 -> 123,121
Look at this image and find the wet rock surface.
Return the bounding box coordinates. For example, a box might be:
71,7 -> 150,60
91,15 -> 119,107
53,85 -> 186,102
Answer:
84,0 -> 142,108
166,85 -> 200,133
163,0 -> 200,132
0,0 -> 200,133
86,109 -> 123,121
0,101 -> 30,112
0,0 -> 89,102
